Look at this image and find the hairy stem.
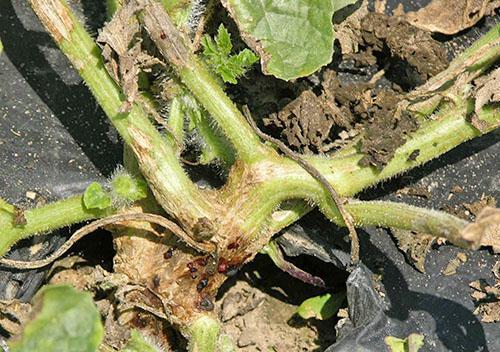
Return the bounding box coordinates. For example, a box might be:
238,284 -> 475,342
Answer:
0,196 -> 110,256
29,0 -> 215,226
188,316 -> 221,352
140,0 -> 269,163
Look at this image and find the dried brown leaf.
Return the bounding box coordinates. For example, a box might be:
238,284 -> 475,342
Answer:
404,0 -> 500,35
97,2 -> 162,112
474,301 -> 500,323
334,0 -> 369,55
391,229 -> 436,273
442,252 -> 467,276
0,299 -> 31,336
475,68 -> 500,115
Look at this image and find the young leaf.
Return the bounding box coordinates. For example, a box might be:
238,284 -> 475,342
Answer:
222,0 -> 357,81
296,292 -> 346,320
9,285 -> 103,352
215,24 -> 233,56
202,24 -> 259,84
385,334 -> 425,352
83,182 -> 112,210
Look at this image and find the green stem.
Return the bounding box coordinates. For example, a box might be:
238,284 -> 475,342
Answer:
181,95 -> 235,166
168,96 -> 186,153
140,0 -> 268,163
310,99 -> 498,197
105,0 -> 122,19
30,0 -> 214,225
188,316 -> 221,352
258,96 -> 498,240
0,196 -> 110,256
345,200 -> 469,245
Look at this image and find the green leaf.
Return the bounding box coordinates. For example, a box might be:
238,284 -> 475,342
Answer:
83,182 -> 112,210
296,292 -> 346,320
332,0 -> 357,11
215,24 -> 233,56
9,285 -> 103,352
385,334 -> 425,352
223,0 -> 356,81
202,24 -> 259,84
120,330 -> 159,352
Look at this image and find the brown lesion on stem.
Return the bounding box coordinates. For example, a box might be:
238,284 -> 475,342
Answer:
140,0 -> 192,69
30,0 -> 74,43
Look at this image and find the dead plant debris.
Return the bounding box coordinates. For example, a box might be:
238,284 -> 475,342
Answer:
97,2 -> 162,112
359,95 -> 419,168
360,12 -> 448,84
396,186 -> 431,199
464,195 -> 497,217
461,207 -> 500,253
333,0 -> 369,55
442,252 -> 468,276
218,280 -> 334,351
471,68 -> 500,132
391,229 -> 436,273
262,71 -> 367,154
404,0 -> 500,35
0,300 -> 31,337
470,263 -> 500,323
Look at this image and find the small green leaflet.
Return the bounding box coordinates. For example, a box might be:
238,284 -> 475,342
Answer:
385,334 -> 425,352
202,24 -> 259,84
83,182 -> 112,210
223,0 -> 357,81
9,285 -> 103,352
296,292 -> 346,320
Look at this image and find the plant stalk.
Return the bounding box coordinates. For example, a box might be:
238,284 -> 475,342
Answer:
187,316 -> 221,352
29,0 -> 215,227
140,0 -> 269,164
0,196 -> 110,256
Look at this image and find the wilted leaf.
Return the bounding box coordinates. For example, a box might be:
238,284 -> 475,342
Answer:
475,68 -> 500,115
385,333 -> 425,352
83,182 -> 112,210
9,285 -> 103,352
222,0 -> 356,81
296,292 -> 346,320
